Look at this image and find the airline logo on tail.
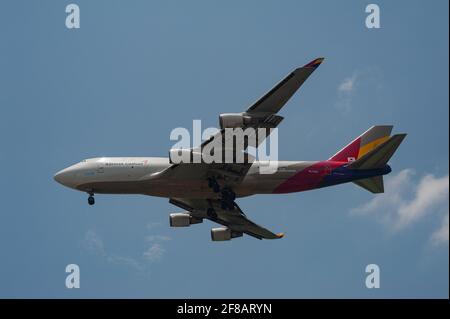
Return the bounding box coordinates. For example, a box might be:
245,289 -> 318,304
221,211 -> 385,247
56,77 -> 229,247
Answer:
329,125 -> 393,162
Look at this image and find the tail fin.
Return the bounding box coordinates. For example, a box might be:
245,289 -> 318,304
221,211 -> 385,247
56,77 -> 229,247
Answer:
349,133 -> 407,194
348,134 -> 407,169
331,127 -> 407,194
329,125 -> 393,163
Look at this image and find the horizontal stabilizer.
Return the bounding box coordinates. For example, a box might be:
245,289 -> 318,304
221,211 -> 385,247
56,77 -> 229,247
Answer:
353,176 -> 384,193
348,134 -> 407,169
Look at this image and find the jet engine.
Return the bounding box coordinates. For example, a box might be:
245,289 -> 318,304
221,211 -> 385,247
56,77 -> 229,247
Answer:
210,227 -> 243,241
169,212 -> 203,227
219,113 -> 253,129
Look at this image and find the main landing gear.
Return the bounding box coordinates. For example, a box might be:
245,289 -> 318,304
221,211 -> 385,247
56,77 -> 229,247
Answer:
87,193 -> 95,206
207,207 -> 217,218
207,177 -> 220,193
207,177 -> 236,210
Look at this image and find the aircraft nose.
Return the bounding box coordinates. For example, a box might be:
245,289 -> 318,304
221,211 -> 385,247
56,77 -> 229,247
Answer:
54,167 -> 77,188
54,170 -> 63,184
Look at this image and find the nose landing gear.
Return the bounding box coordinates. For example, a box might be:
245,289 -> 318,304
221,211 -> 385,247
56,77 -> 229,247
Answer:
88,193 -> 95,205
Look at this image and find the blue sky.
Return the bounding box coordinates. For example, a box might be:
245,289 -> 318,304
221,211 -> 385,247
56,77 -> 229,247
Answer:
0,0 -> 448,298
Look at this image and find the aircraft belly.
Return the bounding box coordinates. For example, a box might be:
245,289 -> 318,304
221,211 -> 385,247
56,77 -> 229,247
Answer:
236,175 -> 289,195
145,181 -> 220,198
76,181 -> 146,195
76,179 -> 220,199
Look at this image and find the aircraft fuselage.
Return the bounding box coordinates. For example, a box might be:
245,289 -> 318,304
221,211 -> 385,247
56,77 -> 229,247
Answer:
54,157 -> 391,198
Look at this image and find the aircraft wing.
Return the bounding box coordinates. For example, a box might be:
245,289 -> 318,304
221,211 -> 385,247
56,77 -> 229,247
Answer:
170,198 -> 284,240
246,57 -> 324,116
196,57 -> 325,151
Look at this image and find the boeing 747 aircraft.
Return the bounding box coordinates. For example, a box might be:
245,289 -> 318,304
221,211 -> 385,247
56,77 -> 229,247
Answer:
54,58 -> 406,241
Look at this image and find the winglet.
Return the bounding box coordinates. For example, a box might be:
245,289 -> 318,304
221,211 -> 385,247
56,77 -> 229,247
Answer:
276,232 -> 285,239
303,57 -> 325,68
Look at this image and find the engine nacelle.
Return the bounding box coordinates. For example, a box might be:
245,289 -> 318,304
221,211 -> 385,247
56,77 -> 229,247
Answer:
169,212 -> 203,227
210,227 -> 243,241
169,212 -> 190,227
219,113 -> 252,129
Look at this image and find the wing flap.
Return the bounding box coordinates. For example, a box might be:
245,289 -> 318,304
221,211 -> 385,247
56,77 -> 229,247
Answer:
215,208 -> 283,240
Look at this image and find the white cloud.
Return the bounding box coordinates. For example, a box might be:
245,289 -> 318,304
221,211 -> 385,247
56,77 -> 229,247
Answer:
107,255 -> 144,272
83,228 -> 170,272
431,214 -> 449,246
336,73 -> 358,112
338,75 -> 356,93
146,222 -> 162,230
146,235 -> 171,242
351,169 -> 449,242
84,230 -> 106,256
84,230 -> 142,270
142,235 -> 170,262
397,174 -> 449,228
143,243 -> 165,263
335,67 -> 384,112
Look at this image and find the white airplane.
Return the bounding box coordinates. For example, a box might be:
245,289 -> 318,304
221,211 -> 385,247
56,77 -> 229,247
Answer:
54,58 -> 406,241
